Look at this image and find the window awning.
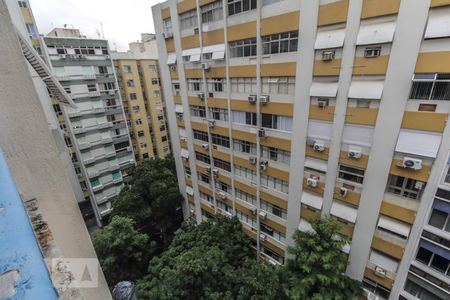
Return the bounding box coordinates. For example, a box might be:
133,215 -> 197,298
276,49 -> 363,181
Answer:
304,157 -> 328,173
342,125 -> 374,147
301,191 -> 323,210
178,128 -> 187,139
314,28 -> 346,49
182,47 -> 201,57
203,43 -> 225,54
175,104 -> 184,113
377,215 -> 410,238
330,201 -> 357,223
356,21 -> 396,45
395,129 -> 442,158
186,186 -> 194,196
190,54 -> 201,62
310,81 -> 339,98
181,149 -> 189,159
348,80 -> 384,99
369,250 -> 399,273
307,120 -> 333,141
212,51 -> 225,60
425,7 -> 450,39
166,53 -> 177,65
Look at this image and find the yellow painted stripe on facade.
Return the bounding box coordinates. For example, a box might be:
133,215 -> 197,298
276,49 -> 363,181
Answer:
263,167 -> 290,182
313,59 -> 342,76
261,218 -> 286,235
415,51 -> 450,73
352,55 -> 390,75
430,0 -> 450,7
234,156 -> 257,171
261,11 -> 300,36
309,106 -> 336,122
260,190 -> 288,209
165,39 -> 175,52
227,21 -> 257,41
371,236 -> 404,260
161,7 -> 171,19
232,129 -> 257,143
303,178 -> 325,196
318,0 -> 349,26
306,145 -> 329,160
380,201 -> 416,224
364,267 -> 394,289
401,111 -> 448,132
230,100 -> 256,113
260,136 -> 291,152
339,150 -> 369,169
261,239 -> 285,256
261,62 -> 297,77
234,179 -> 257,196
229,65 -> 257,77
261,103 -> 294,117
181,34 -> 200,49
202,29 -> 225,46
333,187 -> 361,206
208,97 -> 228,109
361,0 -> 400,19
345,108 -> 378,126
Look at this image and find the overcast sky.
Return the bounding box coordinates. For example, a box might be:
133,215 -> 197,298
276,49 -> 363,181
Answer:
29,0 -> 163,51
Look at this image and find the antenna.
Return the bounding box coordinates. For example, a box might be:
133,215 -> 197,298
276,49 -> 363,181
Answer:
95,28 -> 101,39
100,22 -> 105,39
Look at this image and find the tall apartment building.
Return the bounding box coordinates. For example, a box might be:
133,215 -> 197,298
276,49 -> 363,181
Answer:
112,34 -> 171,161
152,1 -> 450,299
40,29 -> 135,226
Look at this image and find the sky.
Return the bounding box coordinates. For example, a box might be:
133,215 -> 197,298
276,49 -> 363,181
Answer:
29,0 -> 163,51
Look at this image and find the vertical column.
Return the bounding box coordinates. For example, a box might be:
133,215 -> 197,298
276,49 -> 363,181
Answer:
346,0 -> 431,281
285,0 -> 319,249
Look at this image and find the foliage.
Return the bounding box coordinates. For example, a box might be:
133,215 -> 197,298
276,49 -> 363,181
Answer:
111,157 -> 183,246
92,216 -> 154,287
286,217 -> 362,300
136,217 -> 286,300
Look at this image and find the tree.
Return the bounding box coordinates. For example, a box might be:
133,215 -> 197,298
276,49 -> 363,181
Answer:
286,217 -> 362,300
136,217 -> 286,300
111,157 -> 183,246
92,216 -> 154,287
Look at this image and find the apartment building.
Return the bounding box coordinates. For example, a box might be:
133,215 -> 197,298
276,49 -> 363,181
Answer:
152,0 -> 450,299
112,34 -> 171,161
41,29 -> 135,226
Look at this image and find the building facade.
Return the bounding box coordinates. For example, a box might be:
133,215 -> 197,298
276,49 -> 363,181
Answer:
41,29 -> 135,226
152,0 -> 450,299
112,35 -> 171,161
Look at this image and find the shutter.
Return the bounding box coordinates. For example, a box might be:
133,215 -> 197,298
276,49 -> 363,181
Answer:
395,129 -> 442,158
369,250 -> 399,273
342,124 -> 374,147
348,80 -> 384,99
330,201 -> 357,223
301,191 -> 323,210
307,120 -> 333,140
314,28 -> 346,49
186,186 -> 194,196
181,149 -> 189,159
304,157 -> 328,172
166,53 -> 177,65
377,215 -> 410,238
425,7 -> 450,39
356,21 -> 396,45
310,81 -> 339,97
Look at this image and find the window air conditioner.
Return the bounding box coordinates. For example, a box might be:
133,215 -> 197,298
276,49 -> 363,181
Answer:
207,119 -> 215,128
59,54 -> 66,59
218,191 -> 227,199
249,156 -> 257,165
415,181 -> 424,190
212,168 -> 219,176
374,266 -> 386,278
258,128 -> 267,139
339,187 -> 348,197
250,207 -> 257,215
259,211 -> 267,220
348,146 -> 362,159
402,157 -> 422,170
259,233 -> 267,241
318,99 -> 328,108
322,51 -> 335,61
202,143 -> 209,150
163,32 -> 173,39
313,141 -> 325,152
260,95 -> 270,104
197,93 -> 205,100
201,62 -> 210,70
307,178 -> 318,187
260,160 -> 268,171
248,95 -> 257,103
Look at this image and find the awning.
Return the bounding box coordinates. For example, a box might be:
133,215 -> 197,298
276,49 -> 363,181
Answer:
419,239 -> 450,261
301,191 -> 323,210
342,125 -> 374,147
425,7 -> 450,39
190,54 -> 201,62
377,215 -> 410,238
181,149 -> 189,159
166,53 -> 177,65
182,47 -> 201,57
356,21 -> 396,45
203,43 -> 225,54
348,80 -> 384,99
395,129 -> 442,158
330,201 -> 357,223
304,157 -> 328,173
369,250 -> 399,273
178,128 -> 187,139
310,81 -> 339,98
175,104 -> 184,113
307,120 -> 333,141
186,186 -> 194,196
314,28 -> 346,49
212,51 -> 225,60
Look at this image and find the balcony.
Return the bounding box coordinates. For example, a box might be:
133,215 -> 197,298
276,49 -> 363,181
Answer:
364,262 -> 395,290
97,122 -> 113,129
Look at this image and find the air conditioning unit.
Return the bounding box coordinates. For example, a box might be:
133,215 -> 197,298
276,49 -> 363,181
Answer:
250,207 -> 257,215
348,146 -> 362,159
339,187 -> 348,197
201,62 -> 210,70
218,191 -> 227,199
248,95 -> 257,103
415,181 -> 424,190
207,119 -> 215,128
59,54 -> 66,59
402,157 -> 422,170
318,99 -> 328,108
322,51 -> 335,61
374,266 -> 386,278
313,141 -> 325,152
259,211 -> 267,220
307,178 -> 318,187
366,292 -> 380,300
259,233 -> 267,241
197,93 -> 205,100
249,156 -> 257,165
258,128 -> 267,139
163,32 -> 173,39
212,168 -> 219,176
202,143 -> 209,150
206,167 -> 211,173
260,95 -> 270,104
260,160 -> 268,171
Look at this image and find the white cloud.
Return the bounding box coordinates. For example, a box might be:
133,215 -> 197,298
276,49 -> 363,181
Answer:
29,0 -> 163,51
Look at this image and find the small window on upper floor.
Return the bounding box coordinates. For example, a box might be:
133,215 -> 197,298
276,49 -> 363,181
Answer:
262,31 -> 299,55
127,80 -> 135,87
201,1 -> 223,23
123,65 -> 132,73
163,18 -> 172,34
149,65 -> 158,72
18,1 -> 27,8
364,47 -> 381,58
418,103 -> 437,112
410,73 -> 450,101
179,9 -> 198,29
228,0 -> 257,16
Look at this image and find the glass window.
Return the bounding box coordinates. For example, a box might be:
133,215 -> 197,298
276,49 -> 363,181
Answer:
429,209 -> 448,230
190,105 -> 206,118
262,31 -> 298,55
210,107 -> 228,121
214,158 -> 231,172
193,130 -> 209,142
410,73 -> 450,101
211,133 -> 230,148
233,139 -> 257,155
387,175 -> 423,200
228,0 -> 257,16
179,9 -> 198,29
201,1 -> 223,23
261,77 -> 295,95
229,38 -> 257,58
338,165 -> 365,184
261,146 -> 290,164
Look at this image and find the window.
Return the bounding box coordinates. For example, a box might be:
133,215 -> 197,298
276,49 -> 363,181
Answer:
98,66 -> 108,74
261,199 -> 287,220
217,200 -> 232,213
428,208 -> 450,233
228,0 -> 257,16
261,174 -> 289,193
140,142 -> 147,149
18,1 -> 27,8
234,165 -> 256,182
64,136 -> 72,147
26,23 -> 38,39
387,175 -> 423,200
200,192 -> 213,203
161,136 -> 168,142
153,90 -> 161,97
410,73 -> 450,101
210,107 -> 228,121
445,167 -> 450,184
179,9 -> 198,29
261,77 -> 295,95
211,133 -> 230,148
418,103 -> 437,112
127,80 -> 135,87
261,114 -> 293,131
201,1 -> 223,23
364,47 -> 381,58
135,119 -> 143,125
104,82 -> 115,90
232,111 -> 256,126
163,18 -> 172,34
261,146 -> 290,164
235,189 -> 257,206
260,223 -> 286,243
233,139 -> 257,154
338,165 -> 365,184
137,130 -> 145,137
193,130 -> 209,142
214,158 -> 231,172
173,83 -> 181,95
207,78 -> 226,92
130,93 -> 137,100
151,78 -> 159,85
87,84 -> 97,92
356,99 -> 371,108
190,105 -> 206,118
157,115 -> 164,120
53,104 -> 62,115
196,152 -> 211,164
262,31 -> 298,55
230,77 -> 257,93
188,79 -> 203,91
230,38 -> 257,58
160,125 -> 166,131
198,172 -> 211,184
132,106 -> 140,113
123,65 -> 132,73
90,179 -> 101,187
415,246 -> 450,276
236,210 -> 257,228
112,171 -> 121,180
215,180 -> 231,193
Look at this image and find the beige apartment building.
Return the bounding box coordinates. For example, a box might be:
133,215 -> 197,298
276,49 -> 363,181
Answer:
113,35 -> 171,161
152,0 -> 450,299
